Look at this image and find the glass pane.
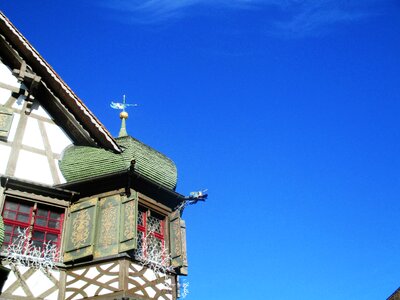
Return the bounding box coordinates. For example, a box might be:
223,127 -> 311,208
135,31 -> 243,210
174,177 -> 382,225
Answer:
32,240 -> 43,249
147,215 -> 161,234
35,218 -> 47,226
138,211 -> 145,227
32,231 -> 45,240
19,204 -> 31,213
14,226 -> 24,234
36,208 -> 48,217
46,233 -> 58,242
50,212 -> 61,220
4,234 -> 10,243
5,201 -> 17,210
3,211 -> 16,220
48,220 -> 60,229
4,224 -> 12,232
135,231 -> 144,259
16,213 -> 29,223
147,236 -> 163,263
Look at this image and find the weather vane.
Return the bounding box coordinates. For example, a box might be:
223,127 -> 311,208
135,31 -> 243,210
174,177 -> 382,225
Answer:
110,95 -> 138,137
110,95 -> 138,113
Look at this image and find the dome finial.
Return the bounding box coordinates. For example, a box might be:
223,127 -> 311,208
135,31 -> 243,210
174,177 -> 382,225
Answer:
110,95 -> 138,137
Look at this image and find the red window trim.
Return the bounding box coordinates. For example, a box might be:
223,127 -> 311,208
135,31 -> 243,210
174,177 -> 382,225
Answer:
32,210 -> 65,250
137,209 -> 166,259
2,199 -> 64,250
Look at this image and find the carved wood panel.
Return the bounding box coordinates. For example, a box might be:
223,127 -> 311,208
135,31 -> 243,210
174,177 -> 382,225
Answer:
65,262 -> 120,300
64,259 -> 175,300
127,262 -> 173,300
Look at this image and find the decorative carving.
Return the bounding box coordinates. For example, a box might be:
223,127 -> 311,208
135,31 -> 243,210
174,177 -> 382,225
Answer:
128,262 -> 173,300
71,209 -> 90,249
98,202 -> 118,246
124,200 -> 136,240
64,260 -> 174,300
0,106 -> 14,140
173,222 -> 181,256
65,262 -> 120,300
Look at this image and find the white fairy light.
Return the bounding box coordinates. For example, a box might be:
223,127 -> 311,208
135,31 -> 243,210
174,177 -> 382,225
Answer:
3,228 -> 61,271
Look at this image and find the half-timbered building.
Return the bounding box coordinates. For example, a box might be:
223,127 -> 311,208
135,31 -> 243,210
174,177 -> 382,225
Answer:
0,11 -> 188,300
388,288 -> 400,300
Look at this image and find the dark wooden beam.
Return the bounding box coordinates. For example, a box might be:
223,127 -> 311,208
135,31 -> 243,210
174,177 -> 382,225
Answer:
0,33 -> 23,70
0,14 -> 121,152
0,14 -> 120,152
0,33 -> 97,146
35,81 -> 97,147
57,170 -> 185,210
0,175 -> 78,200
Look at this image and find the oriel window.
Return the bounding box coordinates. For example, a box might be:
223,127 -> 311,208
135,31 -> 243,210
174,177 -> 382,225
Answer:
136,206 -> 166,264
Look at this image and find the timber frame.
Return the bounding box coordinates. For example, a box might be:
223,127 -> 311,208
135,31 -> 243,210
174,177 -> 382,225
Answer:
0,175 -> 77,207
0,172 -> 184,299
0,11 -> 121,153
0,11 -> 189,300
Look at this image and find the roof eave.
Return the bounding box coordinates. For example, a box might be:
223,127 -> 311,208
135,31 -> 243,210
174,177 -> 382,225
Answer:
0,175 -> 78,200
0,11 -> 121,153
57,169 -> 185,209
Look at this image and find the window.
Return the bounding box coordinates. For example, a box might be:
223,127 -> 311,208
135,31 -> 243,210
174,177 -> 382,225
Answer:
2,198 -> 64,252
136,206 -> 166,264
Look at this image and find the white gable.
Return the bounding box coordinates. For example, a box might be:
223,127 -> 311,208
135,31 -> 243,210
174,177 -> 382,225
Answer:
0,60 -> 72,185
0,60 -> 19,101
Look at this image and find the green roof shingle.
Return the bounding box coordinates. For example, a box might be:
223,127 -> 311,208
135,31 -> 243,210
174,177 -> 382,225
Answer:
59,136 -> 177,190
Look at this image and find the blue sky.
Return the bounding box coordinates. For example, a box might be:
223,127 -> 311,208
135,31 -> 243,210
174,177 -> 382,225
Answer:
2,1 -> 400,299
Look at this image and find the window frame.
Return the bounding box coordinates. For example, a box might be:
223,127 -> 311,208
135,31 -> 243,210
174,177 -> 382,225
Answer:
1,196 -> 65,253
136,205 -> 167,264
31,206 -> 65,251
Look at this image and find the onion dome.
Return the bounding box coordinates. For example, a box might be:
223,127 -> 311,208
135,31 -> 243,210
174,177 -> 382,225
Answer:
59,136 -> 177,190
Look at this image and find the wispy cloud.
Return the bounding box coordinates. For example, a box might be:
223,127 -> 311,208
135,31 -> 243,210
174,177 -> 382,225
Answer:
270,1 -> 379,37
100,0 -> 264,22
100,0 -> 382,36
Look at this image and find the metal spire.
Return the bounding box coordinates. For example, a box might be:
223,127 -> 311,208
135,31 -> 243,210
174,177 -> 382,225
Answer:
110,95 -> 138,137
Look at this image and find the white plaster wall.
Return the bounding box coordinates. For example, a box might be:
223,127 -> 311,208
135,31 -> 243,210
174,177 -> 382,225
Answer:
25,268 -> 59,299
1,265 -> 60,300
15,150 -> 53,184
7,112 -> 20,143
0,143 -> 11,174
0,60 -> 20,105
31,102 -> 52,119
22,117 -> 45,150
55,158 -> 67,183
45,122 -> 72,154
0,84 -> 11,104
0,61 -> 72,185
11,94 -> 25,110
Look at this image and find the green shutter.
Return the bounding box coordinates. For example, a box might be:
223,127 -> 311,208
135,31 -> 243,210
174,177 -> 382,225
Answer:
0,215 -> 4,247
169,211 -> 188,275
94,195 -> 121,258
0,106 -> 14,141
179,219 -> 188,275
64,197 -> 98,263
119,190 -> 138,253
